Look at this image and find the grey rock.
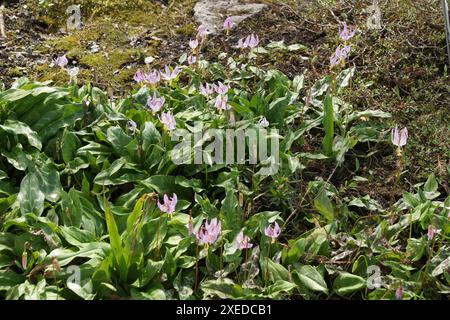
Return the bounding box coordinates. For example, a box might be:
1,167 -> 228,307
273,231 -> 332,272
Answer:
193,0 -> 267,35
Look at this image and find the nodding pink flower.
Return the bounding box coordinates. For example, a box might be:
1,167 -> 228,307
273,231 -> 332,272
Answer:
214,94 -> 232,111
134,69 -> 146,83
330,45 -> 351,67
127,120 -> 137,134
427,225 -> 437,241
188,55 -> 197,65
214,81 -> 229,95
200,83 -> 214,97
236,34 -> 259,49
160,65 -> 181,81
264,222 -> 281,242
53,55 -> 68,68
147,92 -> 165,112
197,25 -> 208,41
235,230 -> 253,250
189,39 -> 199,50
339,22 -> 356,42
248,34 -> 259,48
223,17 -> 235,32
145,69 -> 161,85
197,218 -> 222,246
159,111 -> 176,131
395,285 -> 403,300
391,126 -> 408,148
158,193 -> 177,216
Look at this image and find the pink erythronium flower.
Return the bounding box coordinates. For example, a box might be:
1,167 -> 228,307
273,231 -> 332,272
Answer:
197,218 -> 222,246
427,225 -> 437,241
134,69 -> 161,85
160,65 -> 181,81
197,25 -> 208,41
391,126 -> 408,147
214,81 -> 229,95
145,69 -> 161,85
339,22 -> 356,42
235,230 -> 253,250
53,55 -> 68,68
200,83 -> 214,97
134,69 -> 146,83
214,94 -> 232,111
223,17 -> 235,32
147,92 -> 165,112
236,34 -> 259,49
157,193 -> 178,216
248,34 -> 259,48
330,45 -> 351,68
188,55 -> 197,65
159,111 -> 176,131
189,39 -> 199,50
264,221 -> 281,242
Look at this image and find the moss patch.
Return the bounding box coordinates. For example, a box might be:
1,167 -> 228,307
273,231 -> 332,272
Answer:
30,0 -> 200,92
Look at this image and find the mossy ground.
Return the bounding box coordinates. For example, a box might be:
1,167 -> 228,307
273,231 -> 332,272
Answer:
27,0 -> 198,91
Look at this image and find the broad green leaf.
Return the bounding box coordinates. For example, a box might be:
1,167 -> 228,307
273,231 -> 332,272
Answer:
17,173 -> 45,216
333,272 -> 366,296
0,120 -> 42,150
314,190 -> 334,223
294,264 -> 328,294
322,93 -> 334,156
142,121 -> 161,152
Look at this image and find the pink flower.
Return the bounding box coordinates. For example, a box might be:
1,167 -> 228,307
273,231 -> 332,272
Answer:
264,222 -> 281,242
197,25 -> 208,40
223,17 -> 235,32
200,83 -> 214,97
330,45 -> 351,67
236,34 -> 259,49
214,94 -> 231,111
427,225 -> 437,241
147,92 -> 165,112
134,69 -> 146,83
197,218 -> 222,246
214,81 -> 229,95
53,55 -> 68,68
157,193 -> 177,216
391,126 -> 408,147
339,22 -> 356,41
159,111 -> 176,131
235,230 -> 253,250
395,285 -> 403,300
248,34 -> 259,48
145,69 -> 161,85
160,65 -> 181,81
189,39 -> 199,50
188,55 -> 197,65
